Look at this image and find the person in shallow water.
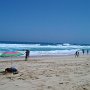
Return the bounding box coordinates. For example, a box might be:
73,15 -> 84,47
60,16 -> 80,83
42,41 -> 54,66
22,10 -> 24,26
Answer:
25,50 -> 30,61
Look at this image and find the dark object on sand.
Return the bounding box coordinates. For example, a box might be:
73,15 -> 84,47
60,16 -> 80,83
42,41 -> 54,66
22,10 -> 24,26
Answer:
5,67 -> 18,74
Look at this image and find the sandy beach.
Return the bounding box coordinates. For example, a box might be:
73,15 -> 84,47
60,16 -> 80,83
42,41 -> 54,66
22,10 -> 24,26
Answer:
0,55 -> 90,90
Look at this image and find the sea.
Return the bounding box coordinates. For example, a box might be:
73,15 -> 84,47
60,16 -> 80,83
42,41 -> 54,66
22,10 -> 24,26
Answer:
0,41 -> 90,57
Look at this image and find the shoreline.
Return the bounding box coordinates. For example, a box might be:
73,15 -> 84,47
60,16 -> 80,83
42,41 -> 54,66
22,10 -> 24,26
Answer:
0,53 -> 89,62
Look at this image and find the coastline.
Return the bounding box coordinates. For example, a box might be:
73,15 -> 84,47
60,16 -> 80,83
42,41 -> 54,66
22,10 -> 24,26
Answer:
0,53 -> 89,61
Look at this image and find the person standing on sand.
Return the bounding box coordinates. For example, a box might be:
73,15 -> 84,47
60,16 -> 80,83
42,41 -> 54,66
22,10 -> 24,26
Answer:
87,49 -> 89,54
75,51 -> 79,57
25,50 -> 30,61
82,49 -> 85,55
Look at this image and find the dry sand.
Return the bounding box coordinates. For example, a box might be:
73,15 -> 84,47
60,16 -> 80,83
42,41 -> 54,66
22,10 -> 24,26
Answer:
0,55 -> 90,90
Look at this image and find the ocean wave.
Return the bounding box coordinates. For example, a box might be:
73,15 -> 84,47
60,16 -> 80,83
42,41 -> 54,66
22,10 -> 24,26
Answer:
0,43 -> 90,56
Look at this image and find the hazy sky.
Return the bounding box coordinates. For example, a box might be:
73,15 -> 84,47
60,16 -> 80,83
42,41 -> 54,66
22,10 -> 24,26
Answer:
0,0 -> 90,44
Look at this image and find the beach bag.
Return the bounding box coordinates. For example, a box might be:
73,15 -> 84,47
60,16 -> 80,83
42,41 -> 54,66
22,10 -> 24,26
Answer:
5,67 -> 18,74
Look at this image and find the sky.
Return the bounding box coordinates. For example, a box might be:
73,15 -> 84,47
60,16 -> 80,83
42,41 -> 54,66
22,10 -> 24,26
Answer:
0,0 -> 90,44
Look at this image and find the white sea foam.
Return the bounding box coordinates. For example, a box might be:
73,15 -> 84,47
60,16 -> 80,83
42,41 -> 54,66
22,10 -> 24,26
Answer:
0,43 -> 89,48
30,49 -> 79,56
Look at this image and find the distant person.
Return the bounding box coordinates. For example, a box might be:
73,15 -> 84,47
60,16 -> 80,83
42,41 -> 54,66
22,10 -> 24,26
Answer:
25,50 -> 30,61
75,51 -> 79,57
87,49 -> 89,54
82,49 -> 85,55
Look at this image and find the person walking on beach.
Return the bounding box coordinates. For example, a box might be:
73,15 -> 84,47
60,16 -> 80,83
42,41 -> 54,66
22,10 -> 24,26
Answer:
82,49 -> 85,55
25,50 -> 30,61
87,49 -> 89,54
75,51 -> 79,57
